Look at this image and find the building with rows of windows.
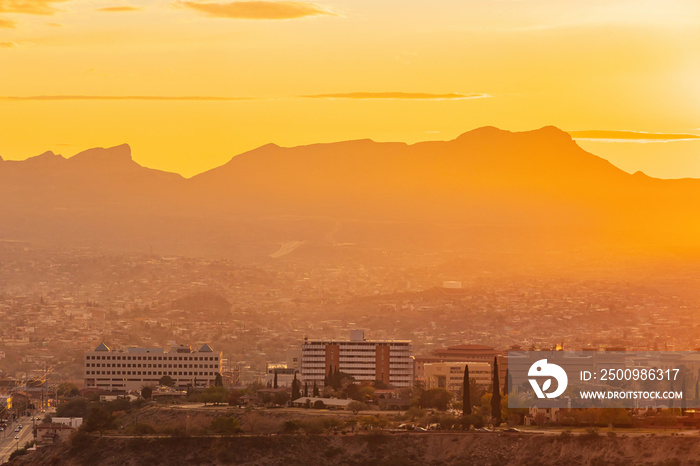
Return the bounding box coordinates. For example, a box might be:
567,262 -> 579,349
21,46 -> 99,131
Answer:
301,330 -> 413,387
84,342 -> 222,391
423,361 -> 493,394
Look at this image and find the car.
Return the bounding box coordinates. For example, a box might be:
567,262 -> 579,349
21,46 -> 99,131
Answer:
414,427 -> 428,432
15,427 -> 20,432
504,427 -> 521,433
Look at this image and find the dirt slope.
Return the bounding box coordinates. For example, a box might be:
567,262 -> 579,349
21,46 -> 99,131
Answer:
9,432 -> 700,466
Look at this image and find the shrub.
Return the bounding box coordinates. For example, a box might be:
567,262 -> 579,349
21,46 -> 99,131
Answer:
303,419 -> 326,435
70,430 -> 93,454
125,423 -> 156,435
461,414 -> 484,429
283,419 -> 302,433
9,449 -> 28,461
348,401 -> 368,414
209,416 -> 241,435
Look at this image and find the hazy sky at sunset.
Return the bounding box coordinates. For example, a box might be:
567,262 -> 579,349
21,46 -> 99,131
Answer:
1,0 -> 698,177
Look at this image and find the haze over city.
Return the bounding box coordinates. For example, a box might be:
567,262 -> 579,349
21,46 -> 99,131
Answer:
2,0 -> 700,465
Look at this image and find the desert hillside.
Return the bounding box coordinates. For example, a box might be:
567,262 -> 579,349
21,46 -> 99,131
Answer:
9,432 -> 700,466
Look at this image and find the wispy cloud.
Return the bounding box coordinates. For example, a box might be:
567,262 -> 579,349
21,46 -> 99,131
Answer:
97,6 -> 142,12
304,92 -> 492,101
0,95 -> 253,101
177,1 -> 332,20
0,0 -> 70,15
0,41 -> 18,47
569,130 -> 700,143
0,17 -> 16,27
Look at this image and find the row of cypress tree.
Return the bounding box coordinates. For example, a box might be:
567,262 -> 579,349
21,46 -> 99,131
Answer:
463,356 -> 505,424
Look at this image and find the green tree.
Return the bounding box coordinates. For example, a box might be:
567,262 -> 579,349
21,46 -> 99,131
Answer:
463,365 -> 472,416
209,416 -> 241,435
57,383 -> 80,398
141,386 -> 153,400
273,391 -> 290,406
159,375 -> 175,387
491,357 -> 503,424
200,386 -> 229,405
214,373 -> 224,387
273,370 -> 278,389
325,365 -> 333,387
304,381 -> 309,397
83,405 -> 116,435
313,381 -> 320,397
348,401 -> 368,414
227,389 -> 245,406
419,388 -> 453,411
56,397 -> 89,418
373,379 -> 389,389
291,372 -> 301,400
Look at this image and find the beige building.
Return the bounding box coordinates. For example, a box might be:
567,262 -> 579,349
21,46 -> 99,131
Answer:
424,361 -> 492,394
37,423 -> 76,444
84,342 -> 222,391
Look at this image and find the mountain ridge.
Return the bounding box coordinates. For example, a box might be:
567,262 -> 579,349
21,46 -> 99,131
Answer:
1,126 -> 699,260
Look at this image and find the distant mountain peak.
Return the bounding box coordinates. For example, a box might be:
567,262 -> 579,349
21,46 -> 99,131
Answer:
455,126 -> 508,139
532,125 -> 574,141
454,125 -> 574,146
68,143 -> 135,169
21,150 -> 67,166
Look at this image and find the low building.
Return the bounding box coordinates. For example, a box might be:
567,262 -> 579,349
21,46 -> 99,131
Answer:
37,422 -> 76,444
424,362 -> 492,394
415,344 -> 507,386
100,393 -> 139,402
52,417 -> 83,429
84,342 -> 222,391
290,397 -> 353,410
264,364 -> 296,388
524,398 -> 571,425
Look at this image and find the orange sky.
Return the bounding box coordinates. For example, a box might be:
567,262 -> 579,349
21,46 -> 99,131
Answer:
1,0 -> 699,177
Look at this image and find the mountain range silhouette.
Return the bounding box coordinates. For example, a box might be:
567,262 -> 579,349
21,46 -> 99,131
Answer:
1,126 -> 698,261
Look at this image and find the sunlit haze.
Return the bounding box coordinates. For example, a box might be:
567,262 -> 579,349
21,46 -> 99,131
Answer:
1,0 -> 699,177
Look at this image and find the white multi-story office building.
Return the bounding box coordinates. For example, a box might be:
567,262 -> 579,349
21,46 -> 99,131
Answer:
301,330 -> 413,387
84,342 -> 222,391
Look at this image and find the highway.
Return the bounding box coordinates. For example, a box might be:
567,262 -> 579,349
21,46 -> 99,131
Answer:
0,416 -> 35,464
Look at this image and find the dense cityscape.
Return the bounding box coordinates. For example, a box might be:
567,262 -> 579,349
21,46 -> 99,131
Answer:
3,243 -> 700,388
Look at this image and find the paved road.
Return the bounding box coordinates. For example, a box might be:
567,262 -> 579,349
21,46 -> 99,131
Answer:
0,416 -> 35,464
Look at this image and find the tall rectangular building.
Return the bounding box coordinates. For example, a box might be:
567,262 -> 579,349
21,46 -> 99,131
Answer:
84,342 -> 222,391
301,330 -> 413,387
